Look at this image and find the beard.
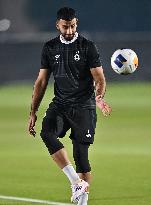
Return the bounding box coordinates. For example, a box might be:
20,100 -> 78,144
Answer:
62,34 -> 75,41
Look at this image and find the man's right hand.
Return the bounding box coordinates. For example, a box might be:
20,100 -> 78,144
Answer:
28,113 -> 37,137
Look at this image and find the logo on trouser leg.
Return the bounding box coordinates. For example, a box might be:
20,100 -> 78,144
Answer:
86,130 -> 91,138
75,186 -> 82,191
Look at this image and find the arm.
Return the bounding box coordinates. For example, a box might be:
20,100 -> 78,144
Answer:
91,66 -> 106,98
91,66 -> 112,116
28,68 -> 51,136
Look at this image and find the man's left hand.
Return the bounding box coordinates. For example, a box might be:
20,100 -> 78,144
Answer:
96,95 -> 112,117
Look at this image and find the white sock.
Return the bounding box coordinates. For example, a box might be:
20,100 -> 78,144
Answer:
62,164 -> 80,185
78,192 -> 89,205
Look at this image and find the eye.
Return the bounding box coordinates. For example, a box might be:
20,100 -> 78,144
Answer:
63,25 -> 68,29
71,24 -> 75,28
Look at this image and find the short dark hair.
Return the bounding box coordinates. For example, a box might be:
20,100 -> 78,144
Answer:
57,7 -> 76,21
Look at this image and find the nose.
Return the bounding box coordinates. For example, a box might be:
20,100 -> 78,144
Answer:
66,27 -> 72,35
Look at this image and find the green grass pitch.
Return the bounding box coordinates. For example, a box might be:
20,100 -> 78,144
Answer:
0,82 -> 151,205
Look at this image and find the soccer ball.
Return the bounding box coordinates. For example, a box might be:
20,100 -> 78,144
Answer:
111,49 -> 138,75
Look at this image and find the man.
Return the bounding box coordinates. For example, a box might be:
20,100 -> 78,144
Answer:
28,7 -> 111,205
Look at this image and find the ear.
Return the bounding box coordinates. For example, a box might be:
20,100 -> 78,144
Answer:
56,21 -> 59,30
76,18 -> 79,24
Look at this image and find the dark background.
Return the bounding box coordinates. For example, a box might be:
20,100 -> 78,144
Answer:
0,0 -> 151,84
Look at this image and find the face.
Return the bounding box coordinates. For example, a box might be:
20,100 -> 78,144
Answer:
56,18 -> 78,41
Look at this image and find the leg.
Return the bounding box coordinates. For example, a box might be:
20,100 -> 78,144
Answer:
72,139 -> 91,176
78,172 -> 91,194
51,147 -> 91,187
78,172 -> 92,186
41,118 -> 80,185
72,139 -> 91,204
40,104 -> 89,203
72,139 -> 92,187
51,147 -> 70,169
70,108 -> 96,180
41,131 -> 88,203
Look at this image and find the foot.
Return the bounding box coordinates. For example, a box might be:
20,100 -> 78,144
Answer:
71,179 -> 89,203
77,192 -> 89,205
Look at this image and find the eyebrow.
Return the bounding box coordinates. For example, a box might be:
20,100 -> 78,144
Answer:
62,23 -> 75,27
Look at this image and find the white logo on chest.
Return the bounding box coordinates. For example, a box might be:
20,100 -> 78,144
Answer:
86,130 -> 91,138
55,54 -> 60,63
74,51 -> 80,61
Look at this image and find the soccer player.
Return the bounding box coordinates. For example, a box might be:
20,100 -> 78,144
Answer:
28,7 -> 111,204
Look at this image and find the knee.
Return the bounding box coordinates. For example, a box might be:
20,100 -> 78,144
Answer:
40,131 -> 64,155
40,117 -> 64,155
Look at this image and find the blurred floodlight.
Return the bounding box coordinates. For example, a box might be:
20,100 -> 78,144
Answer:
0,19 -> 11,31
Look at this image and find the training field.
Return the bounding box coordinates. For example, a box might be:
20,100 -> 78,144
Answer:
0,82 -> 151,205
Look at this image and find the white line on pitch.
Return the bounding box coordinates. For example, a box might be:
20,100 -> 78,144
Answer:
0,195 -> 72,205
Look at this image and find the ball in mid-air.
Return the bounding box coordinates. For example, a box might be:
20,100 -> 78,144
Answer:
111,49 -> 138,75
